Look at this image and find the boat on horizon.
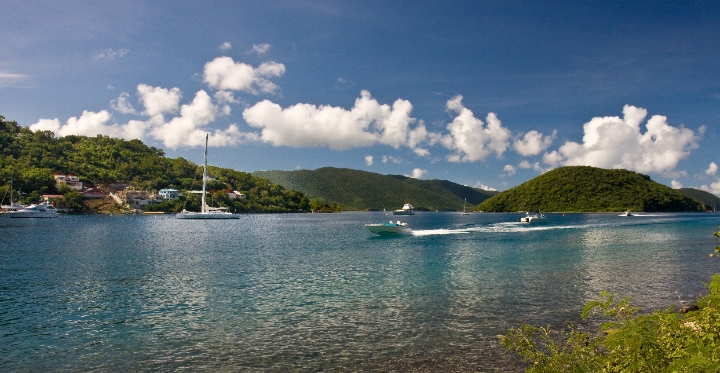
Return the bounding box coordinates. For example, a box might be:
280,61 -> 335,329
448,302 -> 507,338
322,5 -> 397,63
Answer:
392,203 -> 415,215
620,210 -> 634,217
365,221 -> 412,236
177,134 -> 239,220
519,211 -> 546,224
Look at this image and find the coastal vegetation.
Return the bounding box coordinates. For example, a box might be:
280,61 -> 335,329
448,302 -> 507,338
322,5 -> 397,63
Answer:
476,166 -> 708,212
501,228 -> 720,372
677,188 -> 720,211
253,167 -> 496,211
0,115 -> 309,213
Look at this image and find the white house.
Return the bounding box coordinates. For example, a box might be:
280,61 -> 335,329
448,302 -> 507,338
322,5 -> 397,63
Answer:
158,188 -> 182,200
54,173 -> 83,190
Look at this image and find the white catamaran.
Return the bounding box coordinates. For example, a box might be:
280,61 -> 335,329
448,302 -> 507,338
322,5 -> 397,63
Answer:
176,134 -> 239,220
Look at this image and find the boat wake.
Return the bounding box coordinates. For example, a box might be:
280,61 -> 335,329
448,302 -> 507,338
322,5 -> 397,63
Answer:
411,229 -> 470,236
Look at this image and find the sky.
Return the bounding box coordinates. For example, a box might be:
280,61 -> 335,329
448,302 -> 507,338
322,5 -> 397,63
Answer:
2,1 -> 719,194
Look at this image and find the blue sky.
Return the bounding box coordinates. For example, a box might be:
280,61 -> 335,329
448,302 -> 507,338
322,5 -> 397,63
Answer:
2,1 -> 719,194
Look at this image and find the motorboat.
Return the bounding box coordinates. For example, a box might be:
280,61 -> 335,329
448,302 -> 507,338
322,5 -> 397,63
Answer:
365,221 -> 412,236
177,134 -> 239,219
619,210 -> 634,217
2,202 -> 58,218
519,211 -> 546,224
392,203 -> 415,215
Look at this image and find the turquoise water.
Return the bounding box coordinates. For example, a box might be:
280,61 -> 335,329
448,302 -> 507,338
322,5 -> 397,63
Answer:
1,212 -> 719,371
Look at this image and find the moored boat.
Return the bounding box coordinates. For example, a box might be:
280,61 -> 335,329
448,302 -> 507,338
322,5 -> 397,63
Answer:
392,203 -> 415,215
365,221 -> 412,235
2,202 -> 58,218
176,134 -> 239,220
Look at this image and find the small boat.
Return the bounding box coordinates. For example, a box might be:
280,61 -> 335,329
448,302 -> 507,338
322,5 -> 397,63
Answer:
519,211 -> 546,224
2,202 -> 58,218
619,210 -> 634,217
177,134 -> 239,220
392,203 -> 415,215
365,221 -> 412,235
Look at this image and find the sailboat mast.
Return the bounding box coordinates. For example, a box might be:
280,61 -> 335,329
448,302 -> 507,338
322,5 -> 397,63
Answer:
201,134 -> 208,213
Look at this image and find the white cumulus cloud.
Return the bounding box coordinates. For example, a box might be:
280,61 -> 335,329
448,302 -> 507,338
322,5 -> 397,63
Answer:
110,92 -> 137,114
219,42 -> 232,50
503,164 -> 516,176
29,110 -> 147,140
242,90 -> 431,151
137,84 -> 182,117
405,168 -> 427,179
365,155 -> 373,166
442,95 -> 511,162
543,105 -> 699,176
474,181 -> 497,191
706,162 -> 718,175
203,56 -> 285,94
513,130 -> 556,156
671,180 -> 683,189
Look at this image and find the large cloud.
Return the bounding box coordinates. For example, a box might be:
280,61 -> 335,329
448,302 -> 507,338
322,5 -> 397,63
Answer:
242,90 -> 432,151
441,95 -> 511,162
513,130 -> 556,156
203,56 -> 285,94
543,105 -> 699,176
137,84 -> 181,116
29,110 -> 148,140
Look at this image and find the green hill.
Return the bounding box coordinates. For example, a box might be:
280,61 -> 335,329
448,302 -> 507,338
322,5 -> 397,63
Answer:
252,167 -> 496,211
677,188 -> 720,210
476,166 -> 707,212
0,115 -> 309,213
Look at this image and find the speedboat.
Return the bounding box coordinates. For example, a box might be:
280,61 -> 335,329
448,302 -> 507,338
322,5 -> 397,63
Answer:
3,202 -> 58,218
519,211 -> 546,224
392,203 -> 415,215
619,210 -> 634,217
365,221 -> 412,235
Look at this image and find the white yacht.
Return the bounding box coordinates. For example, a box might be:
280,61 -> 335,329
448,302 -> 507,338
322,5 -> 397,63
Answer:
3,202 -> 58,218
177,134 -> 239,220
519,211 -> 546,224
365,221 -> 412,236
392,203 -> 415,215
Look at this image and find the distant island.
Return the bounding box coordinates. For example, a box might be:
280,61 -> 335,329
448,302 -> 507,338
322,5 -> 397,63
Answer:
475,166 -> 713,213
253,167 -> 496,211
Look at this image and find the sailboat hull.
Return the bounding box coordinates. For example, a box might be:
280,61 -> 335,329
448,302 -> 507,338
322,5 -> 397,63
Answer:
176,211 -> 239,219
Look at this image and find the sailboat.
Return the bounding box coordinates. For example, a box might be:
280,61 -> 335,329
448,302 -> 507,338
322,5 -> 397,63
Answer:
176,134 -> 239,219
461,198 -> 470,215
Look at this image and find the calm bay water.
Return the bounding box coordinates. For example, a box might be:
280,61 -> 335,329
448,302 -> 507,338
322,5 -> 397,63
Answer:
2,212 -> 719,372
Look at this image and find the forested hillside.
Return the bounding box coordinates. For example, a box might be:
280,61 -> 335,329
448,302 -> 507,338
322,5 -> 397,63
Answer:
677,188 -> 720,210
0,115 -> 309,212
253,167 -> 496,211
476,166 -> 707,212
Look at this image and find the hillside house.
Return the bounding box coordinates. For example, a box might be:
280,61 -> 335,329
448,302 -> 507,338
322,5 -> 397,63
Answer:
54,173 -> 83,190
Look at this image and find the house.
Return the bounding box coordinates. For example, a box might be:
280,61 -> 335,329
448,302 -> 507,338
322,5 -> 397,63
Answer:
117,187 -> 157,209
227,190 -> 246,200
158,188 -> 182,200
54,173 -> 83,190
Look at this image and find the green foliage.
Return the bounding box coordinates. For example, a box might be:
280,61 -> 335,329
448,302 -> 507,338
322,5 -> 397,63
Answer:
253,167 -> 496,211
501,272 -> 720,372
309,198 -> 343,213
477,166 -> 707,212
58,188 -> 84,209
501,229 -> 720,372
0,115 -> 310,213
677,188 -> 720,210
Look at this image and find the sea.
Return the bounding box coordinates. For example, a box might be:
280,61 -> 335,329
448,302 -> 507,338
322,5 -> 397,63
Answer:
1,212 -> 719,372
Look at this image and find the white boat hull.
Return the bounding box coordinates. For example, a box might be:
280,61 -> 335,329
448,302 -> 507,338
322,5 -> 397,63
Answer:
176,211 -> 239,219
365,222 -> 412,235
2,203 -> 58,218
